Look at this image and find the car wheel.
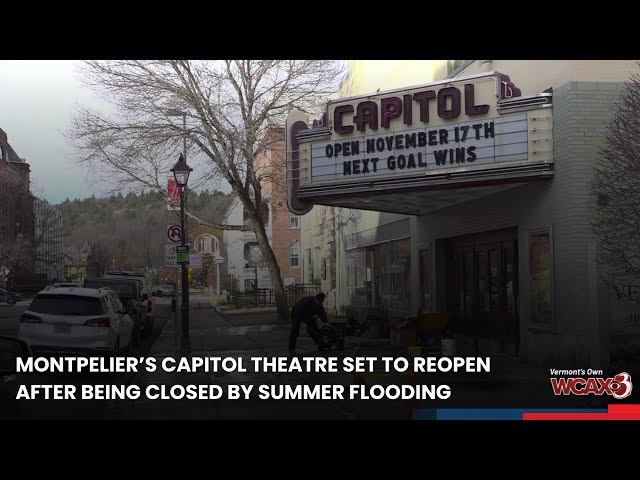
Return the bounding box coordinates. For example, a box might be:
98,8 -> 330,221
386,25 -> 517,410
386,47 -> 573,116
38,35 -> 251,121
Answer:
156,291 -> 162,297
7,296 -> 16,305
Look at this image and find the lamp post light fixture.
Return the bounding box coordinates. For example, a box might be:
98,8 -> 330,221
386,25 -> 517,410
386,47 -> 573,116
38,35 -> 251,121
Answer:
171,153 -> 193,352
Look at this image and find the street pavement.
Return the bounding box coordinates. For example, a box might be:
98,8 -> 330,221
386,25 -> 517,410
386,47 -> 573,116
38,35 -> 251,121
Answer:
120,300 -> 592,420
2,293 -> 595,420
0,297 -> 173,420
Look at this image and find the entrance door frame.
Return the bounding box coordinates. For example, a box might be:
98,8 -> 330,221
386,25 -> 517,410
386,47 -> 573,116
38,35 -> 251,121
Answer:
447,227 -> 519,356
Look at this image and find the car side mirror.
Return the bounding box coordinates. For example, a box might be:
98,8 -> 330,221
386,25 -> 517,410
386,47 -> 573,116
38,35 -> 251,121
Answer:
141,293 -> 149,301
0,336 -> 32,375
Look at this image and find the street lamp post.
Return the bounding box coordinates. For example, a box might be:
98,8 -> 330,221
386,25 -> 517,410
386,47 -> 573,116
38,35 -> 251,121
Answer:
171,153 -> 193,352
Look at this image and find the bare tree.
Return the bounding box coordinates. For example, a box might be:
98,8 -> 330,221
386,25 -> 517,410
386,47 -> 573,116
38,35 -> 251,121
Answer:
68,60 -> 346,323
32,204 -> 64,273
86,241 -> 113,277
591,66 -> 640,300
0,234 -> 32,289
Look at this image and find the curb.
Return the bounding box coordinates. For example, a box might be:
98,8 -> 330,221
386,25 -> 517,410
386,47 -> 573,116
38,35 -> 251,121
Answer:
218,307 -> 278,315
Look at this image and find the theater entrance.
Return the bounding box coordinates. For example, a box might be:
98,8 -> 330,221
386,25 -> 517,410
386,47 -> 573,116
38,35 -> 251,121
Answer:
446,228 -> 519,356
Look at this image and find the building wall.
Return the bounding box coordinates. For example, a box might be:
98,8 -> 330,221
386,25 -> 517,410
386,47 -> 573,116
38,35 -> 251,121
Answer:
346,60 -> 445,96
188,223 -> 230,293
33,197 -> 64,282
223,198 -> 248,289
297,60 -> 637,365
223,136 -> 302,292
0,128 -> 35,288
408,81 -> 623,367
269,141 -> 302,286
0,128 -> 33,246
299,61 -> 444,311
438,60 -> 638,96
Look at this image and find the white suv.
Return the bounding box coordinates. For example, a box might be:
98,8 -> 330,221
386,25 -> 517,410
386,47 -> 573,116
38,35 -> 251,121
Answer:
18,286 -> 135,356
103,269 -> 155,336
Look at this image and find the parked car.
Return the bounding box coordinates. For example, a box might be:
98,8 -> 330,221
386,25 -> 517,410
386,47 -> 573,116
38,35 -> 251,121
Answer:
103,269 -> 155,337
50,282 -> 82,288
0,287 -> 24,305
18,286 -> 134,356
83,278 -> 144,345
0,336 -> 32,419
154,284 -> 176,297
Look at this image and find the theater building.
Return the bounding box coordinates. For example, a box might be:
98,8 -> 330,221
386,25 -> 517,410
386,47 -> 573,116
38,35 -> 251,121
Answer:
289,60 -> 640,367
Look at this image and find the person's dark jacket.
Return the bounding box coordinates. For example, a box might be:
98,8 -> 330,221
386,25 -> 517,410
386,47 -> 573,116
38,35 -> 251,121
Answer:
291,296 -> 327,323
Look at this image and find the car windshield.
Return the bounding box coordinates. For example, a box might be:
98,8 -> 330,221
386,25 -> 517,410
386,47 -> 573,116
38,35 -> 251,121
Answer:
29,295 -> 104,316
84,281 -> 136,299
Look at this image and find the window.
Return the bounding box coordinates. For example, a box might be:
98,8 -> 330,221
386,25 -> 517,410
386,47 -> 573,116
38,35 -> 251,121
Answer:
447,60 -> 473,77
290,243 -> 300,267
29,294 -> 104,315
244,242 -> 263,266
528,227 -> 553,327
346,248 -> 369,306
371,239 -> 411,311
194,234 -> 219,255
289,213 -> 299,229
306,249 -> 313,282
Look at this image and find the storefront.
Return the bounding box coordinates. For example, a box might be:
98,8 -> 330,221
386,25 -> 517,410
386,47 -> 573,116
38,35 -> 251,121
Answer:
288,66 -> 634,367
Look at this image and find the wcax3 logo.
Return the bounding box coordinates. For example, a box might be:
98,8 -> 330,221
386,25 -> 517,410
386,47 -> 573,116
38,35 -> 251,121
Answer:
550,370 -> 632,399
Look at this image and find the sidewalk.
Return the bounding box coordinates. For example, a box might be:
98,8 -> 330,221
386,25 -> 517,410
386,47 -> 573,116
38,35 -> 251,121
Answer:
137,306 -> 589,419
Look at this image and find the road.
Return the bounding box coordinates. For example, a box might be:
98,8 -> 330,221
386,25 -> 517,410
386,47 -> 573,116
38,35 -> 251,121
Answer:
0,298 -> 172,420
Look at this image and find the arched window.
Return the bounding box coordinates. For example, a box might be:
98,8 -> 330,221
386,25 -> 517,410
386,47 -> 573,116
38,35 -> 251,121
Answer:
290,242 -> 300,267
194,234 -> 219,256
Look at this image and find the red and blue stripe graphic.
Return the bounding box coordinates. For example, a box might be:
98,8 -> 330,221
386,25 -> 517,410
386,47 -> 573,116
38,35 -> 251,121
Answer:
412,404 -> 640,420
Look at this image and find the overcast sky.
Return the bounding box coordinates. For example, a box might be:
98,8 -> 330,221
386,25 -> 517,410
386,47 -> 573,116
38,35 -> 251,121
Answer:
0,60 -> 230,206
0,60 -> 110,205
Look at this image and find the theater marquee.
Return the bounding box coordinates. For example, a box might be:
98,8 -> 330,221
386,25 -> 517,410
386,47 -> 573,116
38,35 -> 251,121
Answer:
286,71 -> 553,215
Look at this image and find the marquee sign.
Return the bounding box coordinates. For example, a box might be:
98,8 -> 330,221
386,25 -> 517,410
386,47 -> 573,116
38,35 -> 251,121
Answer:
286,71 -> 553,215
312,114 -> 528,183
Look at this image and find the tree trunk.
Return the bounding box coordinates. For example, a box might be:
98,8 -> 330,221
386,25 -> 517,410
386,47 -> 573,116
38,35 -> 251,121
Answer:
250,213 -> 291,325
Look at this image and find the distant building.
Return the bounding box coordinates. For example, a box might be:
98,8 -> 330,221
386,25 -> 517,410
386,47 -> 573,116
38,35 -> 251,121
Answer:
64,240 -> 90,284
33,197 -> 64,282
223,130 -> 301,292
189,224 -> 230,292
0,128 -> 35,288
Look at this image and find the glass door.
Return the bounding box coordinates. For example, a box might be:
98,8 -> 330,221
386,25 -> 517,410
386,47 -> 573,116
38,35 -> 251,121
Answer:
501,240 -> 519,355
476,245 -> 499,314
418,248 -> 431,312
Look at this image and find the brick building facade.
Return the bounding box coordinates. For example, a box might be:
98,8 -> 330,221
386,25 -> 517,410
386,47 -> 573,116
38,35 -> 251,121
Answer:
269,138 -> 302,287
0,128 -> 35,287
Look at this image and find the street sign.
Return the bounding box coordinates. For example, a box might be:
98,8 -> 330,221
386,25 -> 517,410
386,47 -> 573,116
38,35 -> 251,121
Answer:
176,245 -> 189,264
167,224 -> 182,243
190,253 -> 203,269
165,245 -> 178,268
257,268 -> 271,289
